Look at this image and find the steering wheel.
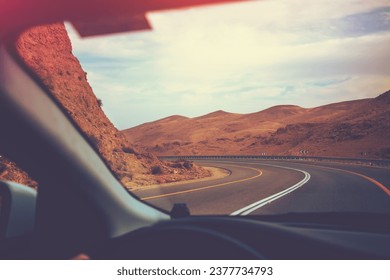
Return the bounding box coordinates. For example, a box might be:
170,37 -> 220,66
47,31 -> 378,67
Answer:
93,224 -> 264,259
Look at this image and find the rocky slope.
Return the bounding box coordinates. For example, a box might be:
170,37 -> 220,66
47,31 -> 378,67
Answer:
124,90 -> 390,159
0,156 -> 38,188
0,23 -> 210,189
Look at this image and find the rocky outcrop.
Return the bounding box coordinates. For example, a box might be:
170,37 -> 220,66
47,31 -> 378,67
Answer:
0,156 -> 38,188
0,23 -> 210,189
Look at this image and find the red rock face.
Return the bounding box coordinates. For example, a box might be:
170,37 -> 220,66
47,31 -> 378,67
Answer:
0,156 -> 38,189
0,23 -> 210,189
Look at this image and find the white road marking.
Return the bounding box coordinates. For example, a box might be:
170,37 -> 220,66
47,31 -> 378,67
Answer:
230,163 -> 311,216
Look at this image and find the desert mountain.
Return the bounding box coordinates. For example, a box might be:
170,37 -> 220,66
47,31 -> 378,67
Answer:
123,90 -> 390,159
0,23 -> 209,189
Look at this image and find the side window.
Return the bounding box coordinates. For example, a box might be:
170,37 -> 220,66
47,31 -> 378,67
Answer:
0,156 -> 37,189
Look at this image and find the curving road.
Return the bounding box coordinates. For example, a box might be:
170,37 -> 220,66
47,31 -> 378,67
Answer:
133,159 -> 390,215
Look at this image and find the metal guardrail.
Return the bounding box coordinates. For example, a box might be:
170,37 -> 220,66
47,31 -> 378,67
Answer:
159,155 -> 390,168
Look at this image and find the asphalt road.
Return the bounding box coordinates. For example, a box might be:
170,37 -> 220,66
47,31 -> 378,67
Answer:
133,159 -> 390,215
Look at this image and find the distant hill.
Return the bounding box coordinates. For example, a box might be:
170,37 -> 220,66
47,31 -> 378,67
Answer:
123,90 -> 390,159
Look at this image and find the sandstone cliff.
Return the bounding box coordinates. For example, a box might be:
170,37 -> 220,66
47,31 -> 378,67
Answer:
0,23 -> 209,189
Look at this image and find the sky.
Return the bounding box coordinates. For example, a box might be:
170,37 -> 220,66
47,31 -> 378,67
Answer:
66,0 -> 390,129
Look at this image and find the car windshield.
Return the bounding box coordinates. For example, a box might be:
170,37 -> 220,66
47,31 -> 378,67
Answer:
7,0 -> 390,216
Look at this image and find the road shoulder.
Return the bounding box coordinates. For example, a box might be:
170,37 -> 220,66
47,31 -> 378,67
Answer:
130,166 -> 231,191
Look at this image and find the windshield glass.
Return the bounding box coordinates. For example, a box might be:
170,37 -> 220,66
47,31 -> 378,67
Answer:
12,0 -> 390,216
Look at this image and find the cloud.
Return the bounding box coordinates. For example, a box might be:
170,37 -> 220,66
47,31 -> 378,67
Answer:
66,0 -> 390,129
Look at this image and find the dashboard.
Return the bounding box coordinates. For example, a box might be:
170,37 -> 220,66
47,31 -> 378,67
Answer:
93,215 -> 390,260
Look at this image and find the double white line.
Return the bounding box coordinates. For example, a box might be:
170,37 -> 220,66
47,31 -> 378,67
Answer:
231,164 -> 311,216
